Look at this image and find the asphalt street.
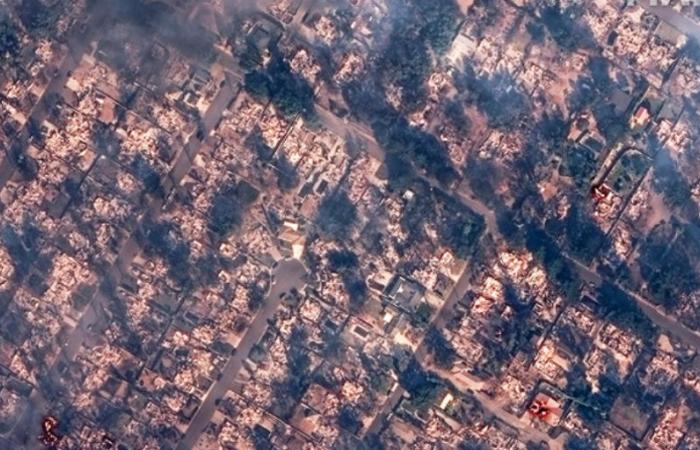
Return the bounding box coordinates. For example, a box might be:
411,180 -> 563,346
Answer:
175,258 -> 306,450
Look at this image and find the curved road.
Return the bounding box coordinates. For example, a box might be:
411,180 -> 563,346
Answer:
176,258 -> 306,450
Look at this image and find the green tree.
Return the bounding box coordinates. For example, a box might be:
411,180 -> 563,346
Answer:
337,405 -> 362,433
0,19 -> 20,63
425,327 -> 457,369
316,191 -> 357,240
208,181 -> 259,238
413,0 -> 462,54
244,70 -> 271,99
18,0 -> 52,34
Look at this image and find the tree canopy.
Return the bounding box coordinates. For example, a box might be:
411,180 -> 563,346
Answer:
208,180 -> 259,238
412,0 -> 462,54
0,19 -> 20,63
316,191 -> 357,240
18,0 -> 53,34
244,50 -> 316,120
425,327 -> 457,369
537,0 -> 595,51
